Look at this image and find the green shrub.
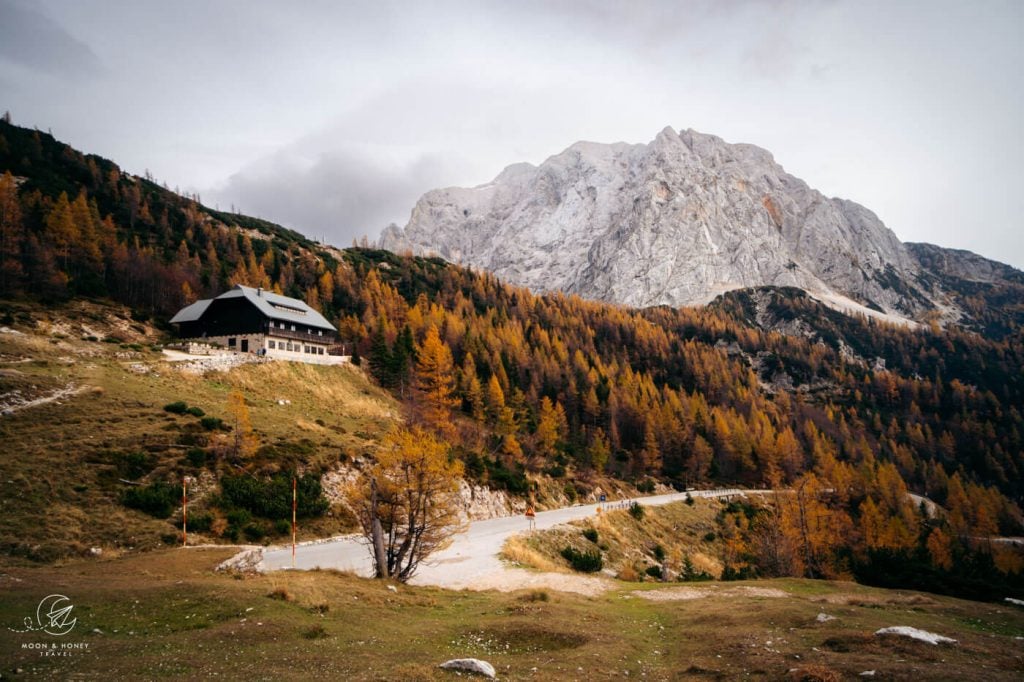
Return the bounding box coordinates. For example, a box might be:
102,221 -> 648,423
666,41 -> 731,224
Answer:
122,481 -> 178,518
629,501 -> 645,521
243,524 -> 266,542
226,508 -> 253,528
703,531 -> 716,543
582,528 -> 599,543
645,565 -> 664,580
187,512 -> 213,533
186,406 -> 205,417
163,401 -> 189,414
200,416 -> 225,431
563,483 -> 577,502
116,451 -> 155,479
544,464 -> 566,478
652,544 -> 666,562
560,546 -> 603,573
685,493 -> 695,506
274,519 -> 292,535
220,473 -> 329,520
637,479 -> 655,493
186,448 -> 207,468
485,459 -> 529,494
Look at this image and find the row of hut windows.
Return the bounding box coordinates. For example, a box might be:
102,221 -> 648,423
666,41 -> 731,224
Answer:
268,340 -> 325,355
269,321 -> 324,336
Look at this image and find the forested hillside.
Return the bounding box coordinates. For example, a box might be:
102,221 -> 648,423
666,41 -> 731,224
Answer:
2,120 -> 1023,592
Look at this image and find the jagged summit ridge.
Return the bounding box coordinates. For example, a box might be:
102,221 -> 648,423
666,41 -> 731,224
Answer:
381,127 -> 940,316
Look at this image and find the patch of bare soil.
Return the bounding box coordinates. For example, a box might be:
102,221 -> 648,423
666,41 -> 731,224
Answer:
814,593 -> 937,607
633,585 -> 789,601
465,568 -> 613,597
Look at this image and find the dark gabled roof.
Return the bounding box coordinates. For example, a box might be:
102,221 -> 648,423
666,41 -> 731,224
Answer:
169,299 -> 212,324
169,285 -> 336,331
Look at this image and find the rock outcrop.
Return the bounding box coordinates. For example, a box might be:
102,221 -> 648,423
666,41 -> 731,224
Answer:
383,127 -> 1017,321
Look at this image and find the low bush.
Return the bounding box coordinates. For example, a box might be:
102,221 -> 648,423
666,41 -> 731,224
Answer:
243,524 -> 266,542
267,587 -> 292,601
186,512 -> 213,533
545,464 -> 567,478
186,406 -> 205,417
302,624 -> 328,640
485,459 -> 529,494
226,508 -> 252,528
116,451 -> 155,479
186,448 -> 207,468
560,546 -> 603,573
722,564 -> 757,581
200,416 -> 225,431
220,472 -> 329,520
163,401 -> 189,414
274,519 -> 292,535
652,544 -> 666,562
679,555 -> 714,582
520,590 -> 549,603
122,481 -> 178,518
645,565 -> 664,580
629,501 -> 645,521
637,479 -> 655,493
582,527 -> 599,543
617,565 -> 640,582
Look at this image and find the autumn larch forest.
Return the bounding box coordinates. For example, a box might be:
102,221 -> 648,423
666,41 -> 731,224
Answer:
1,118 -> 1023,599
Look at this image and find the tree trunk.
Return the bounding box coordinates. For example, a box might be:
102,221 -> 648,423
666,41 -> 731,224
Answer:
370,480 -> 388,578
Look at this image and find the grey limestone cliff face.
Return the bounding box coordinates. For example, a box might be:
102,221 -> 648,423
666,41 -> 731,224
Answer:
380,127 -> 957,317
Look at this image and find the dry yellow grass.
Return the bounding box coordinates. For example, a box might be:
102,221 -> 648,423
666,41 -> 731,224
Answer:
0,301 -> 401,561
500,534 -> 565,572
505,498 -> 728,581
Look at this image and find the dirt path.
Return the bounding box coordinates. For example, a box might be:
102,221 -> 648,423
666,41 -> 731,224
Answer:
0,383 -> 87,414
258,488 -> 765,594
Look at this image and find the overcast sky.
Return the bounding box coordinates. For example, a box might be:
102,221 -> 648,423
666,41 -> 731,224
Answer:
1,0 -> 1022,267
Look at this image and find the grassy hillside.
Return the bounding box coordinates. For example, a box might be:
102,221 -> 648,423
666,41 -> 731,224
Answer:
0,299 -> 396,563
504,498 -> 727,581
1,548 -> 1023,680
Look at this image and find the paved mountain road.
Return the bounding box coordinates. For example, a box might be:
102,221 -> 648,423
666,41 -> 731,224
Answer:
260,488 -> 762,594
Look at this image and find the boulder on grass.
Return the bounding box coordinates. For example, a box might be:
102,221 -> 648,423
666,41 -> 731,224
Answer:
439,658 -> 496,679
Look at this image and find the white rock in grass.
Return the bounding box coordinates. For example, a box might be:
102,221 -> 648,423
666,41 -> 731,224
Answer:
440,658 -> 496,679
815,612 -> 836,622
874,626 -> 956,645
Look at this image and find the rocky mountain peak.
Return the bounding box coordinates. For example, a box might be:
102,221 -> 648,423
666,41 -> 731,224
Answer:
380,126 -> 1015,323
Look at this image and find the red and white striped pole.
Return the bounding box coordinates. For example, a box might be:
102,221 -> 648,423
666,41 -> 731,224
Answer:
292,476 -> 297,568
182,477 -> 188,547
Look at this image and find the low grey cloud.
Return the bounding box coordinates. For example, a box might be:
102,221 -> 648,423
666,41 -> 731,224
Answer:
0,0 -> 101,77
210,148 -> 455,248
